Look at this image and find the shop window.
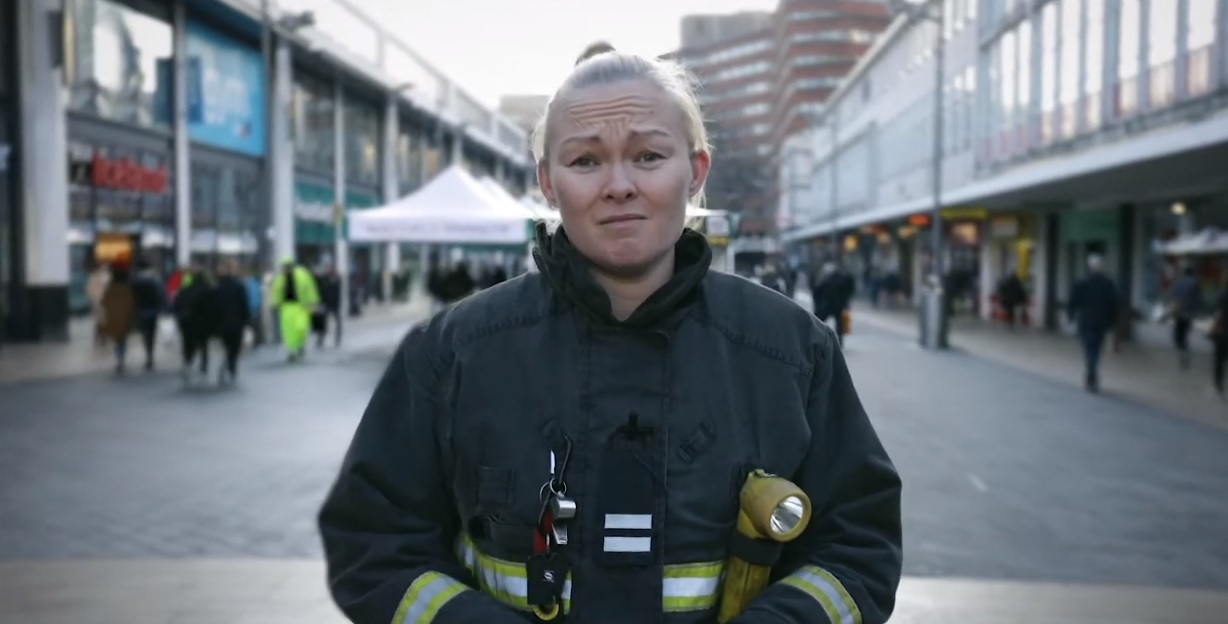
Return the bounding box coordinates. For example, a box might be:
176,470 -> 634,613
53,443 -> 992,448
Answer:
292,75 -> 336,175
190,160 -> 262,271
66,138 -> 175,313
344,99 -> 381,188
65,0 -> 173,130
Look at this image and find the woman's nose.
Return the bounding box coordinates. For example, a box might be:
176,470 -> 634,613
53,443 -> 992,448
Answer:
603,163 -> 637,201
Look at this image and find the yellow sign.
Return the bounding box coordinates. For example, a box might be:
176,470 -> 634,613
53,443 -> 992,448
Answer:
940,208 -> 989,220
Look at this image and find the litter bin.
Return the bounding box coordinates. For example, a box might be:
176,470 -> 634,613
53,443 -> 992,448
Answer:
919,282 -> 949,350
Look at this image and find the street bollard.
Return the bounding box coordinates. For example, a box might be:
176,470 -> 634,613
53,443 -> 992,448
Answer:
919,283 -> 949,350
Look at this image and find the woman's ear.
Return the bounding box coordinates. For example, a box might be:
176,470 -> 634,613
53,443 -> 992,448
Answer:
538,161 -> 557,207
689,150 -> 711,196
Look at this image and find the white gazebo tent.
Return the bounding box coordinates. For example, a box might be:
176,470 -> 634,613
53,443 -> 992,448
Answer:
477,177 -> 544,222
520,196 -> 560,221
348,165 -> 532,245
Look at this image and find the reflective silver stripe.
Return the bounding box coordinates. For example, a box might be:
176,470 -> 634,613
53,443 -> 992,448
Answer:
456,535 -> 573,607
780,565 -> 862,624
603,536 -> 652,552
605,513 -> 653,530
392,572 -> 469,624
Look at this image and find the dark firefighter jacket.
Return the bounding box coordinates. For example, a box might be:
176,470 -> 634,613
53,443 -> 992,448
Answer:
318,224 -> 903,624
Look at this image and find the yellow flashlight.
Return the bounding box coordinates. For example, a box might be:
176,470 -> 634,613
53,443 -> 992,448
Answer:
716,469 -> 812,624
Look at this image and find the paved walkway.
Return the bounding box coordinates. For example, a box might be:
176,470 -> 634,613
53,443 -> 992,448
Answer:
3,559 -> 1226,624
799,291 -> 1227,426
0,298 -> 431,386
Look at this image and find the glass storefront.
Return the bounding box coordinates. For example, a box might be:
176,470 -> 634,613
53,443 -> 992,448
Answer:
183,18 -> 267,272
64,0 -> 173,130
189,157 -> 262,271
67,138 -> 175,314
291,74 -> 336,175
293,177 -> 336,267
345,99 -> 381,189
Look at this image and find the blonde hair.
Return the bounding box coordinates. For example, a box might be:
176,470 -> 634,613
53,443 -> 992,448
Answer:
531,45 -> 711,205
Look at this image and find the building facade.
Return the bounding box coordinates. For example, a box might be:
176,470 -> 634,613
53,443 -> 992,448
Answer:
782,0 -> 1228,338
4,0 -> 533,343
672,0 -> 891,236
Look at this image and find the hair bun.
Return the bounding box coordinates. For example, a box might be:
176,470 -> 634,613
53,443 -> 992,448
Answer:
575,41 -> 617,66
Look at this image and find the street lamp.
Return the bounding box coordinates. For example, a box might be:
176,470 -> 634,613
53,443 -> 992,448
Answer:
889,0 -> 948,350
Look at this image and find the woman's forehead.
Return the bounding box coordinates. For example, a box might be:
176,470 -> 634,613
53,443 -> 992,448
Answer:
551,82 -> 683,136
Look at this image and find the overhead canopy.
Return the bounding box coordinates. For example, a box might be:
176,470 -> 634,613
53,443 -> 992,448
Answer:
1154,228 -> 1228,255
348,165 -> 531,244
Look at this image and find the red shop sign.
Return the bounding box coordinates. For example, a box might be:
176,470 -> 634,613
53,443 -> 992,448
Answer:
90,152 -> 168,194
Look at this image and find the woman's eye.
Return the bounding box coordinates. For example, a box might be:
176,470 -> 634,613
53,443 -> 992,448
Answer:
568,156 -> 597,167
637,152 -> 665,163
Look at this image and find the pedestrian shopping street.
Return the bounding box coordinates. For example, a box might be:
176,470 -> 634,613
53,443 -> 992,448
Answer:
2,309 -> 1227,623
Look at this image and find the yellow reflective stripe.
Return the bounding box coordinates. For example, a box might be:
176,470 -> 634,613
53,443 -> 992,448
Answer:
392,571 -> 469,624
780,565 -> 862,624
454,534 -> 723,613
456,534 -> 573,612
662,561 -> 723,612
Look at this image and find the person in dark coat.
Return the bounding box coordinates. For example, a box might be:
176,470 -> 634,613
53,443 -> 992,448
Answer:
315,263 -> 343,348
996,270 -> 1028,329
1067,254 -> 1120,393
173,267 -> 218,382
811,262 -> 855,345
130,259 -> 168,370
213,260 -> 252,385
318,46 -> 900,624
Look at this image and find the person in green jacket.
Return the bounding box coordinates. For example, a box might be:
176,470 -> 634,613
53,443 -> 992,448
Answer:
270,257 -> 320,362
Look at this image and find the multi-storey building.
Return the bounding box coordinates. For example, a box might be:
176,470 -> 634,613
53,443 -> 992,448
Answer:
672,1 -> 891,236
782,0 -> 1228,344
3,0 -> 533,343
498,94 -> 549,135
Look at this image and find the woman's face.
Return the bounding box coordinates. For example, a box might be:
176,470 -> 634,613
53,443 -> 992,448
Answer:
539,79 -> 710,277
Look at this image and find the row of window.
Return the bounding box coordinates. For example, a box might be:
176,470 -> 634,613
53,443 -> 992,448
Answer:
980,0 -> 1219,162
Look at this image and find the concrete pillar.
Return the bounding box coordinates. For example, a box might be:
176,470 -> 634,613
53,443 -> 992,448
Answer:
15,0 -> 70,340
172,0 -> 191,267
333,83 -> 348,311
1175,0 -> 1190,100
270,39 -> 295,265
978,233 -> 997,321
381,95 -> 399,297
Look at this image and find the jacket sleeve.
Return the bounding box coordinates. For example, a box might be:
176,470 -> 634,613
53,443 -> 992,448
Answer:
318,325 -> 525,624
731,329 -> 903,624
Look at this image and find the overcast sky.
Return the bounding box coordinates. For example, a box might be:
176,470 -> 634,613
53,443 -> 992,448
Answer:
284,0 -> 782,108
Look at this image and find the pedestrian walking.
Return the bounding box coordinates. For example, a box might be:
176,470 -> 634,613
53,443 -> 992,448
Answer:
1208,273 -> 1228,399
314,263 -> 343,348
131,259 -> 167,371
270,258 -> 320,362
213,260 -> 251,386
173,267 -> 218,383
1067,254 -> 1120,393
1169,266 -> 1204,370
99,264 -> 136,375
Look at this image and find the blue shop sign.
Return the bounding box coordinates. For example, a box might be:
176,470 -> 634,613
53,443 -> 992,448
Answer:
184,21 -> 266,156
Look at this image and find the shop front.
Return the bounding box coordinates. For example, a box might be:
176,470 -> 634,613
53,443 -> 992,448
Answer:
293,177 -> 336,267
62,0 -> 174,314
184,17 -> 267,272
344,94 -> 383,301
983,212 -> 1038,322
66,125 -> 175,315
1142,196 -> 1228,308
